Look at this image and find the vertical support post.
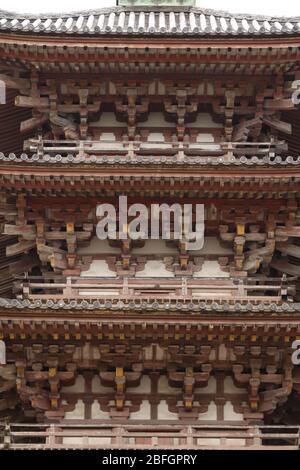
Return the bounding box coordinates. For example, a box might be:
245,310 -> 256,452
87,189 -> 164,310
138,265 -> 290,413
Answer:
186,426 -> 194,448
3,423 -> 11,449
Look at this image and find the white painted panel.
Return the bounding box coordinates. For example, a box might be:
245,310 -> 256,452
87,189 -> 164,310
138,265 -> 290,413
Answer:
186,112 -> 222,128
61,375 -> 85,393
158,375 -> 179,394
78,238 -> 120,255
81,260 -> 117,277
136,260 -> 173,277
65,399 -> 85,419
195,376 -> 216,393
91,400 -> 111,419
223,401 -> 244,421
198,402 -> 217,421
156,345 -> 165,360
224,376 -> 246,393
197,438 -> 221,446
147,132 -> 164,141
131,375 -> 151,393
194,260 -> 229,278
189,133 -> 220,150
157,400 -> 177,420
143,345 -> 153,361
90,112 -> 126,127
141,132 -> 172,149
99,132 -> 116,141
192,236 -> 233,255
225,439 -> 246,446
140,112 -> 175,128
92,375 -> 114,393
62,437 -> 84,445
219,344 -> 228,361
132,240 -> 177,255
78,236 -> 232,257
88,437 -> 112,445
130,400 -> 151,419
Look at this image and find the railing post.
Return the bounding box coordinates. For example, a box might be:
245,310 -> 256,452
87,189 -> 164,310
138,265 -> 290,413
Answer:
3,423 -> 11,449
122,277 -> 129,296
186,426 -> 194,448
182,278 -> 188,297
281,273 -> 287,300
251,426 -> 261,448
63,277 -> 72,297
113,426 -> 124,447
237,279 -> 245,297
46,424 -> 58,448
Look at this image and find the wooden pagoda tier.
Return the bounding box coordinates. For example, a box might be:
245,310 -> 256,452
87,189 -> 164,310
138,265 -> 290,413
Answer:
1,3 -> 300,449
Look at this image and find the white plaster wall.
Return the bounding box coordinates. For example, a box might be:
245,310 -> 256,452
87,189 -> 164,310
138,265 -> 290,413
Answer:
131,375 -> 151,393
194,260 -> 229,278
157,400 -> 177,420
189,133 -> 221,151
88,437 -> 112,445
155,345 -> 165,361
218,344 -> 228,361
94,132 -> 122,150
73,344 -> 100,361
209,349 -> 216,360
186,112 -> 222,128
143,344 -> 154,361
90,112 -> 126,128
143,344 -> 165,361
81,260 -> 117,277
132,240 -> 177,255
139,112 -> 175,128
78,236 -> 233,257
61,375 -> 85,393
147,132 -> 165,141
79,290 -> 119,296
64,399 -> 85,419
92,375 -> 114,393
91,400 -> 111,419
225,439 -> 246,447
130,400 -> 151,419
224,376 -> 246,394
141,132 -> 172,150
62,437 -> 84,445
195,376 -> 216,394
198,402 -> 217,421
99,132 -> 116,141
223,402 -> 244,422
196,438 -> 221,446
78,238 -> 120,255
196,133 -> 215,142
193,236 -> 233,255
158,375 -> 179,395
136,260 -> 173,277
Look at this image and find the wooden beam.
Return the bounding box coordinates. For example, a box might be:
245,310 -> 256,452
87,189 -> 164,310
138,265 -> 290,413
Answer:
6,240 -> 36,256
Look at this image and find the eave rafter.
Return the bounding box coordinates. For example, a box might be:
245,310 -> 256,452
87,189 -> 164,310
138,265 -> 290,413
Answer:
1,35 -> 300,70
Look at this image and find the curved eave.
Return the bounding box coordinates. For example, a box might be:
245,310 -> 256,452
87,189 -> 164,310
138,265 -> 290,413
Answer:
1,33 -> 300,72
1,165 -> 300,196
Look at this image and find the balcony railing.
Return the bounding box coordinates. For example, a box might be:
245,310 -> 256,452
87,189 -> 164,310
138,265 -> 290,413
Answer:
0,423 -> 299,450
13,275 -> 294,304
17,139 -> 290,165
23,137 -> 287,160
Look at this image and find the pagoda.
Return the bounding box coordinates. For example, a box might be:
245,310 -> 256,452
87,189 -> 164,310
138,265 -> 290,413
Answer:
0,0 -> 300,449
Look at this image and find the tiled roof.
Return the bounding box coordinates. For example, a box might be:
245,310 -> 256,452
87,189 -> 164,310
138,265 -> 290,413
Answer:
0,7 -> 300,36
0,297 -> 297,313
1,152 -> 300,167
